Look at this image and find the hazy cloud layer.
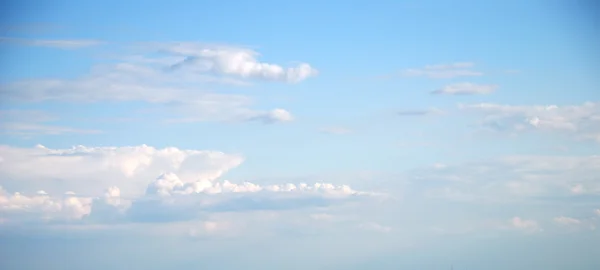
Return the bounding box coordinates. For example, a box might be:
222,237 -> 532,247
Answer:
460,102 -> 600,142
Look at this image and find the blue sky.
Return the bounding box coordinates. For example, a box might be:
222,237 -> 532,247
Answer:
1,1 -> 599,269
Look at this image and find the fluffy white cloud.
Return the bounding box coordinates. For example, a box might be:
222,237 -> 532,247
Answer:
160,42 -> 318,83
145,172 -> 363,198
400,62 -> 483,79
459,101 -> 600,142
0,186 -> 93,222
431,82 -> 498,95
510,217 -> 541,232
0,144 -> 244,197
0,144 -> 373,226
0,176 -> 370,225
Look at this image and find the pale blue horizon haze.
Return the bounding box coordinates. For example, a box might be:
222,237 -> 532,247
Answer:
1,0 -> 599,269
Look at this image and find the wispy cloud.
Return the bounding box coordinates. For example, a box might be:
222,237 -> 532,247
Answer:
397,108 -> 444,116
0,42 -> 317,124
431,82 -> 498,95
413,154 -> 600,203
0,110 -> 100,137
0,123 -> 101,136
319,126 -> 352,135
0,37 -> 103,49
459,102 -> 600,142
400,62 -> 483,79
510,217 -> 542,233
0,23 -> 64,34
359,222 -> 392,233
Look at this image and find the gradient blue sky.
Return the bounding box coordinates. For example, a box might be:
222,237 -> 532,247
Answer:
1,1 -> 599,269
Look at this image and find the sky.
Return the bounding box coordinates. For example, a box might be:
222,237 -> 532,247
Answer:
0,0 -> 599,269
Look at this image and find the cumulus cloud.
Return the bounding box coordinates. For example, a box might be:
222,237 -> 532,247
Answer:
0,144 -> 244,197
0,186 -> 93,222
459,101 -> 600,142
0,175 -> 371,225
0,144 -> 373,226
0,37 -> 103,49
431,82 -> 498,95
145,172 -> 364,198
400,62 -> 483,79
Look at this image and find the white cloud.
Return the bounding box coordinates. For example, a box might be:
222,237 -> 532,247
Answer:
0,37 -> 103,49
0,175 -> 371,225
570,184 -> 585,194
145,172 -> 365,198
159,42 -> 318,83
431,82 -> 498,95
359,222 -> 392,233
0,123 -> 101,136
459,101 -> 600,142
0,144 -> 374,226
595,209 -> 600,216
0,186 -> 93,222
415,154 -> 600,203
0,68 -> 276,123
552,216 -> 597,231
510,217 -> 541,232
432,163 -> 447,169
397,108 -> 444,116
319,126 -> 352,135
0,144 -> 244,197
310,213 -> 334,221
554,216 -> 581,226
246,108 -> 294,124
103,186 -> 130,209
0,42 -> 313,123
400,62 -> 483,79
0,110 -> 100,137
188,220 -> 232,238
